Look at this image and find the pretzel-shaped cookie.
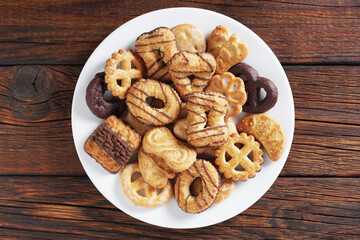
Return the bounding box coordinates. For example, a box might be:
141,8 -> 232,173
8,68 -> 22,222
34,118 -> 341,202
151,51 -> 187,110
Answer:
105,49 -> 145,99
206,72 -> 247,117
215,132 -> 264,181
169,51 -> 216,99
186,92 -> 229,148
135,27 -> 178,82
120,162 -> 173,207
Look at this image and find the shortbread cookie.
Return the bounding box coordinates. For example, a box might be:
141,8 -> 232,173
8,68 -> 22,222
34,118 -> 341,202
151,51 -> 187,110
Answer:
84,116 -> 141,173
237,114 -> 285,161
215,132 -> 264,181
229,62 -> 278,113
171,24 -> 206,52
86,72 -> 126,119
135,27 -> 178,82
105,49 -> 145,99
142,127 -> 196,172
126,79 -> 181,126
120,162 -> 173,207
169,51 -> 216,99
138,146 -> 176,189
206,72 -> 247,117
175,159 -> 220,213
186,92 -> 229,148
214,177 -> 235,204
120,110 -> 153,136
208,26 -> 249,74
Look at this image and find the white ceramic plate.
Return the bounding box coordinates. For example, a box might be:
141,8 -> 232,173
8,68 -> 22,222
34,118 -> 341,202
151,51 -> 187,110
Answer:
71,7 -> 295,229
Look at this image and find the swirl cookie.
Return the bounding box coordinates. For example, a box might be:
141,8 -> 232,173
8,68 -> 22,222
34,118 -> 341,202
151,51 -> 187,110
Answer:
142,127 -> 197,172
208,25 -> 249,74
171,24 -> 206,52
84,116 -> 141,174
169,51 -> 216,99
229,62 -> 278,113
135,27 -> 178,82
138,146 -> 176,189
186,92 -> 229,149
105,49 -> 145,99
237,114 -> 285,161
215,133 -> 264,182
86,72 -> 127,119
175,159 -> 220,213
206,72 -> 247,117
120,162 -> 173,207
126,79 -> 181,126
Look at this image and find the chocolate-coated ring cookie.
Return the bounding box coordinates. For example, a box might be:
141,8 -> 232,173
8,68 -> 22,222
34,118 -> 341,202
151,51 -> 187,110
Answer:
86,72 -> 126,119
229,63 -> 278,113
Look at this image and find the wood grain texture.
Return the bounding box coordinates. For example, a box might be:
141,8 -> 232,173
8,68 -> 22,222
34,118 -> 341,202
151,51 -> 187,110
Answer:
0,65 -> 359,175
0,0 -> 359,65
0,176 -> 358,239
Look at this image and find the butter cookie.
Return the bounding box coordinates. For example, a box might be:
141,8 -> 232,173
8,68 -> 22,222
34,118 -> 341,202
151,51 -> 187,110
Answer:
171,24 -> 206,52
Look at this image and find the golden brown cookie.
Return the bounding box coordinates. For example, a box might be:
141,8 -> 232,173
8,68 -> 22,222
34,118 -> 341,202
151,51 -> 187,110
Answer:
174,159 -> 220,213
120,110 -> 153,136
213,177 -> 235,204
215,133 -> 264,181
237,114 -> 286,161
84,116 -> 141,173
135,27 -> 178,82
120,162 -> 173,207
207,26 -> 249,74
171,24 -> 206,52
138,146 -> 176,189
142,127 -> 197,172
206,72 -> 247,117
186,92 -> 229,148
105,49 -> 145,99
169,51 -> 216,99
126,79 -> 181,126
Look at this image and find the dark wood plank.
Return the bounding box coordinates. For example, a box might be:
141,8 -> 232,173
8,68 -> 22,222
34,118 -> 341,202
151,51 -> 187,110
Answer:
0,0 -> 359,65
0,65 -> 359,175
0,176 -> 358,239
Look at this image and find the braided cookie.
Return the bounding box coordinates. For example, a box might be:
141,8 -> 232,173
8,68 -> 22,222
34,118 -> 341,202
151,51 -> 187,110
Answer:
126,79 -> 181,126
105,49 -> 145,99
174,159 -> 220,213
237,114 -> 285,161
206,72 -> 247,117
207,25 -> 249,74
84,116 -> 141,173
142,127 -> 196,172
186,92 -> 229,149
215,133 -> 264,182
135,27 -> 178,82
169,51 -> 216,99
120,163 -> 173,207
138,146 -> 175,189
171,24 -> 206,52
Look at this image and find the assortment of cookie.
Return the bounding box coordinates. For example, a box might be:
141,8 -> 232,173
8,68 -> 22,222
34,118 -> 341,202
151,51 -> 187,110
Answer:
84,24 -> 286,213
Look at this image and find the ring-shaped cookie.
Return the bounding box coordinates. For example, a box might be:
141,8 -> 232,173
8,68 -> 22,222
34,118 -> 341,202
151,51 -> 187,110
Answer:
175,159 -> 220,213
126,79 -> 181,126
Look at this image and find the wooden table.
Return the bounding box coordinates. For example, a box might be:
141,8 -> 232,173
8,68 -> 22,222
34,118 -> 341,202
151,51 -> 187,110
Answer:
1,1 -> 359,239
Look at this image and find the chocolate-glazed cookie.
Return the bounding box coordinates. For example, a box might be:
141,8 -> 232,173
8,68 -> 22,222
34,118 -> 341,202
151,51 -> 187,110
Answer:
229,63 -> 278,113
86,72 -> 127,119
